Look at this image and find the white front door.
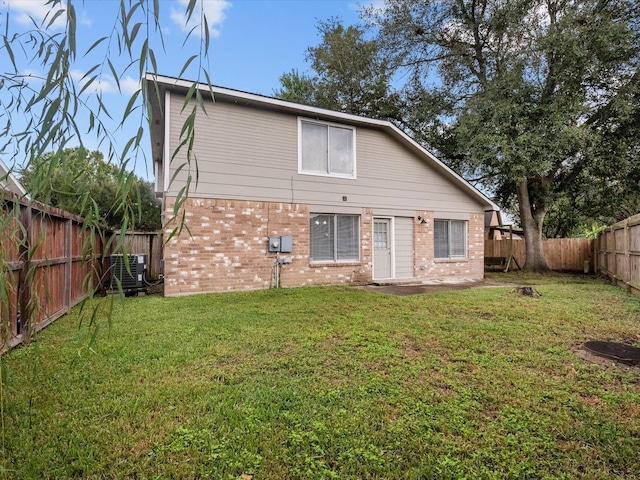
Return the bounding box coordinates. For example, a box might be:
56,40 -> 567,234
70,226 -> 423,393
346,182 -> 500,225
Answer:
373,219 -> 392,279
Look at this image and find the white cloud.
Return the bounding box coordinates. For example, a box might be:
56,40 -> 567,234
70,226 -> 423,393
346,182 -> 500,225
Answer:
70,70 -> 140,96
5,0 -> 67,29
120,76 -> 141,95
78,9 -> 93,27
170,0 -> 231,39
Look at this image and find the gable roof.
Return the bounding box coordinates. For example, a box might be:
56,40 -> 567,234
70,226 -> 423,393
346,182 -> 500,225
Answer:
145,73 -> 498,211
0,158 -> 27,197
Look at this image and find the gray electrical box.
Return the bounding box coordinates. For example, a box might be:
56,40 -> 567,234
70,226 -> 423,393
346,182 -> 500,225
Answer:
280,235 -> 293,253
268,235 -> 293,253
268,237 -> 281,252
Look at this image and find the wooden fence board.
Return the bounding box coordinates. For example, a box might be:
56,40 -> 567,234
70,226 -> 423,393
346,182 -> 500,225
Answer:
485,238 -> 594,272
597,213 -> 640,297
2,190 -> 164,351
1,193 -> 105,349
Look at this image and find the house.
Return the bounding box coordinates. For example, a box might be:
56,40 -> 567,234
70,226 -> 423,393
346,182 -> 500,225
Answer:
145,74 -> 498,296
0,159 -> 27,198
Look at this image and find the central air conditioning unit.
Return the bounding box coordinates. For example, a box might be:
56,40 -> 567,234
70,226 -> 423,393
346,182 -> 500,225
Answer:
110,254 -> 147,290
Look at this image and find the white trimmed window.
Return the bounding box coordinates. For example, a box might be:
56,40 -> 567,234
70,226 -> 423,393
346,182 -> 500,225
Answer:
310,214 -> 360,262
434,219 -> 467,259
299,119 -> 356,178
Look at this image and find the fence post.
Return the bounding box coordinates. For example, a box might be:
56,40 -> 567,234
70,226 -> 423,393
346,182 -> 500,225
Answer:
64,218 -> 72,312
612,225 -> 618,281
18,203 -> 33,345
626,219 -> 631,293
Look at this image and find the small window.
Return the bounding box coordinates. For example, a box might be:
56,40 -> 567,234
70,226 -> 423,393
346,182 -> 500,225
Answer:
310,214 -> 360,262
434,219 -> 467,259
299,119 -> 355,178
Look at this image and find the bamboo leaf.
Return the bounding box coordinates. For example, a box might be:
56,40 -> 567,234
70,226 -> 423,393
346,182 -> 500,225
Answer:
204,14 -> 210,53
153,0 -> 160,25
78,75 -> 97,96
3,36 -> 17,72
107,58 -> 121,93
182,83 -> 197,111
81,64 -> 101,83
125,1 -> 141,24
195,88 -> 206,114
179,110 -> 196,139
178,55 -> 197,79
121,90 -> 141,125
169,162 -> 186,183
95,94 -> 112,119
47,8 -> 65,29
139,38 -> 148,78
84,36 -> 108,56
148,47 -> 158,74
120,135 -> 136,162
130,22 -> 142,45
67,2 -> 76,59
185,0 -> 197,23
182,25 -> 199,47
202,69 -> 215,103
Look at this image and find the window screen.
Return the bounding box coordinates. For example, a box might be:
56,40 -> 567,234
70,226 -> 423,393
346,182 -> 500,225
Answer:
300,122 -> 328,174
310,214 -> 360,262
300,120 -> 355,178
434,219 -> 467,259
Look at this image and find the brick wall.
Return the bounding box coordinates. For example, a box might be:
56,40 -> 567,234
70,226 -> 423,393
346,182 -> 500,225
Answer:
412,212 -> 484,281
163,197 -> 483,295
163,198 -> 373,295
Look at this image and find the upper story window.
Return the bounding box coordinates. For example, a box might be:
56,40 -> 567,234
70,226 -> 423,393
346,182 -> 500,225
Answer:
299,118 -> 356,179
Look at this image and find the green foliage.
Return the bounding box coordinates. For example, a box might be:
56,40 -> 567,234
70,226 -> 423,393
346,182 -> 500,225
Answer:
0,0 -> 212,345
3,278 -> 640,478
1,0 -> 212,231
275,19 -> 401,120
20,147 -> 161,231
275,69 -> 318,105
362,0 -> 640,266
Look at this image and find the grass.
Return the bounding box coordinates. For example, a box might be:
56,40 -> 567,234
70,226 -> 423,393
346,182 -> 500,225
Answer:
2,272 -> 640,479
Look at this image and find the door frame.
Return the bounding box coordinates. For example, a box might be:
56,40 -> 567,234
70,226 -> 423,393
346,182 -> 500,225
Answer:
373,216 -> 395,280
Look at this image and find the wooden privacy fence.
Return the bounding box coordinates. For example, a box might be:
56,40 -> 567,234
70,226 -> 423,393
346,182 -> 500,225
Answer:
485,238 -> 596,272
1,193 -> 107,349
1,191 -> 164,351
597,214 -> 640,297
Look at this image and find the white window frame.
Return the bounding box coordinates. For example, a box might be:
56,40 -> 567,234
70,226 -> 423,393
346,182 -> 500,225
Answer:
434,219 -> 468,259
310,213 -> 360,263
298,118 -> 357,179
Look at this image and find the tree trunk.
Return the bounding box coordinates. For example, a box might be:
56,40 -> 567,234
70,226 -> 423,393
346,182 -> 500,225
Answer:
517,180 -> 549,272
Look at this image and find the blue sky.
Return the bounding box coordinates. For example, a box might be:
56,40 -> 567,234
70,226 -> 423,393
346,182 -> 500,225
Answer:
2,0 -> 378,180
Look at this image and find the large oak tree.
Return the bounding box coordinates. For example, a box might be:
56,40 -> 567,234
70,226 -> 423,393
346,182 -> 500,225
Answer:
367,0 -> 639,270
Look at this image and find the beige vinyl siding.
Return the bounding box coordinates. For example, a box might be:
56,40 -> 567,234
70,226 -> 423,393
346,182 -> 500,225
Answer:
167,94 -> 484,214
395,217 -> 414,278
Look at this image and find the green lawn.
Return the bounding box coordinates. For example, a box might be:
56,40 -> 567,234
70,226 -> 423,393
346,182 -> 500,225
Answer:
2,273 -> 640,479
